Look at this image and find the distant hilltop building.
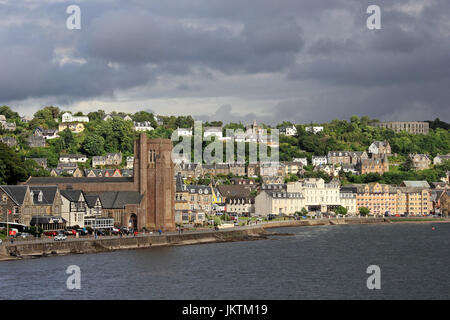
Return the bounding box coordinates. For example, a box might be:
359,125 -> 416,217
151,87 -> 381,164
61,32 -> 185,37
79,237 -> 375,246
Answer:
61,112 -> 89,123
305,126 -> 323,134
370,121 -> 429,134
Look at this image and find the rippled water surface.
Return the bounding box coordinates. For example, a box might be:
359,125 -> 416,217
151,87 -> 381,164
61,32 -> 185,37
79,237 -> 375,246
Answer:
1,223 -> 449,299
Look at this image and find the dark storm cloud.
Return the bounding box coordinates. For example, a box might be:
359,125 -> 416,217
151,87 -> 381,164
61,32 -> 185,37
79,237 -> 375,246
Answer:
0,0 -> 449,122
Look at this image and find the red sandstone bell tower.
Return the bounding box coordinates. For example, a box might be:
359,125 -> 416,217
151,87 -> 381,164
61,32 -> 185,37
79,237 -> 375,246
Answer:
135,133 -> 175,231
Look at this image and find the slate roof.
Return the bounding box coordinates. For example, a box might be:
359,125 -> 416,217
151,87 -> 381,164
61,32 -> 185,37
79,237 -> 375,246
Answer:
401,181 -> 430,188
29,186 -> 59,205
0,185 -> 28,205
84,195 -> 101,208
86,191 -> 142,209
26,176 -> 133,185
60,189 -> 83,202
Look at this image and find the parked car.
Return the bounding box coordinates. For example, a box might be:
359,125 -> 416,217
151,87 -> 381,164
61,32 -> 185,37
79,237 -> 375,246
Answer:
54,234 -> 67,241
44,231 -> 58,237
16,232 -> 31,238
75,229 -> 88,236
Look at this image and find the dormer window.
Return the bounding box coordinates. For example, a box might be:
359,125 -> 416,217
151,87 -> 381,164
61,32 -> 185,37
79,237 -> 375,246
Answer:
38,191 -> 43,202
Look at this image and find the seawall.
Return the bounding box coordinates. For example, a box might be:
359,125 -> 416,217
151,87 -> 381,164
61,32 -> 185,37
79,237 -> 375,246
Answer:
0,227 -> 267,261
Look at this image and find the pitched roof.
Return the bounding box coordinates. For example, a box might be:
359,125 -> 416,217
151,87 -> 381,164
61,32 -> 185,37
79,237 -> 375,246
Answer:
0,185 -> 28,205
29,186 -> 59,205
26,176 -> 133,185
60,189 -> 83,202
86,191 -> 142,209
401,181 -> 430,188
84,195 -> 101,208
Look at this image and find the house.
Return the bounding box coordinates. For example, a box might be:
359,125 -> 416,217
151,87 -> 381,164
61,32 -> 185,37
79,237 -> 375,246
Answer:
259,162 -> 285,177
283,162 -> 304,176
368,141 -> 391,156
255,190 -> 304,217
1,185 -> 65,228
59,154 -> 87,164
30,158 -> 48,169
342,164 -> 359,175
58,122 -> 85,133
184,184 -> 215,213
126,157 -> 134,169
433,154 -> 450,165
315,164 -> 341,177
0,115 -> 6,123
410,154 -> 431,170
103,114 -> 132,121
27,135 -> 46,148
312,156 -> 327,166
247,163 -> 259,177
216,184 -> 256,216
327,151 -> 368,165
60,190 -> 87,227
174,128 -> 193,137
229,163 -> 246,176
92,156 -> 106,167
370,121 -> 429,134
359,156 -> 389,175
61,112 -> 89,123
34,127 -> 59,140
92,153 -> 122,167
279,125 -> 297,136
134,121 -> 154,132
305,126 -> 323,134
292,158 -> 308,166
175,162 -> 202,179
1,136 -> 17,148
172,154 -> 191,165
21,116 -> 33,123
28,186 -> 64,227
204,127 -> 223,139
2,122 -> 16,131
440,191 -> 450,217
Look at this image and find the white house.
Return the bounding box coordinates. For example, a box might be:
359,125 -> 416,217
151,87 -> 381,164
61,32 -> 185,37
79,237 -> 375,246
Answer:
59,154 -> 88,163
60,190 -> 87,227
126,156 -> 134,169
133,121 -> 154,132
433,154 -> 450,165
280,125 -> 297,136
293,158 -> 308,166
312,156 -> 327,166
175,128 -> 193,136
204,127 -> 223,139
61,112 -> 89,123
305,126 -> 324,134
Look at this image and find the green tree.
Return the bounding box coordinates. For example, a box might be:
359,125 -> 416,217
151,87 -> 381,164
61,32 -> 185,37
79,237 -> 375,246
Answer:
359,207 -> 370,216
334,206 -> 348,216
81,134 -> 105,156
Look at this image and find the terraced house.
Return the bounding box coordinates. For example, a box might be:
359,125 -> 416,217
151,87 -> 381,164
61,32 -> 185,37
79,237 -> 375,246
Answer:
341,181 -> 431,216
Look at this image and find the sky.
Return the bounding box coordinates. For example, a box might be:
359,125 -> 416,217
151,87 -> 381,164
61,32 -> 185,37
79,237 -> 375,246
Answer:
1,0 -> 449,125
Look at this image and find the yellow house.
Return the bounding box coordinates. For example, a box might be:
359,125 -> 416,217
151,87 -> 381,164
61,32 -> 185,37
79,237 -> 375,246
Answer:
58,122 -> 85,133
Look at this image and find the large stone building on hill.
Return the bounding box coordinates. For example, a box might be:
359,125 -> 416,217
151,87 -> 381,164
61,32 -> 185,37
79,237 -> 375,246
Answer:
25,133 -> 175,231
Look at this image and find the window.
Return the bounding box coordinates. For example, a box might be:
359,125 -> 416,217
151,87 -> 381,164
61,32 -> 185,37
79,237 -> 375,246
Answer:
2,194 -> 7,203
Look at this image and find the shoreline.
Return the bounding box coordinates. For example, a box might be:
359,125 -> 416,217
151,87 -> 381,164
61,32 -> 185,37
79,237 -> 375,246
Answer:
1,217 -> 448,262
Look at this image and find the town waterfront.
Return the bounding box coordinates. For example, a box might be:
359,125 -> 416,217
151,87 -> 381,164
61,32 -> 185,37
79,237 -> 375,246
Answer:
1,223 -> 449,300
